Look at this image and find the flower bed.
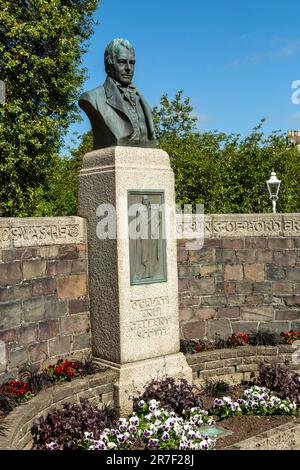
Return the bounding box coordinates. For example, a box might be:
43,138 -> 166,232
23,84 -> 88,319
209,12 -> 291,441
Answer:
181,330 -> 300,354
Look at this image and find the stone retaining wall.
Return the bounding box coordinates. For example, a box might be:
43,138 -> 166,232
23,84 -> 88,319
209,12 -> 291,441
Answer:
178,214 -> 300,340
226,418 -> 300,450
0,369 -> 117,450
0,217 -> 91,384
186,344 -> 299,383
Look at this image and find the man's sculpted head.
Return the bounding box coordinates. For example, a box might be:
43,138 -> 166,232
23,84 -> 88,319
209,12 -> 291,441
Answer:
104,38 -> 135,87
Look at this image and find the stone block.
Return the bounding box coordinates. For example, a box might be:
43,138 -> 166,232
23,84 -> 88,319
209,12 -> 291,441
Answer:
257,346 -> 278,355
0,262 -> 22,286
38,246 -> 59,259
58,245 -> 79,260
235,281 -> 253,294
28,342 -> 49,362
245,238 -> 267,249
178,266 -> 194,278
189,248 -> 215,264
287,269 -> 300,282
240,305 -> 273,321
71,259 -> 87,274
272,281 -> 293,294
18,324 -> 38,345
231,322 -> 258,334
221,239 -> 245,249
179,295 -> 200,308
252,282 -> 271,294
0,286 -> 14,302
14,282 -> 32,301
217,307 -> 240,319
199,367 -> 235,379
226,294 -> 246,305
235,250 -> 256,264
46,260 -> 72,276
179,307 -> 193,321
72,332 -> 91,351
259,321 -> 290,333
0,329 -> 16,343
216,281 -> 236,295
192,350 -> 221,363
244,264 -> 265,282
193,307 -> 216,320
48,336 -> 72,357
273,251 -> 297,267
207,318 -> 232,339
282,294 -> 300,307
190,277 -> 215,295
245,294 -> 264,304
236,364 -> 258,372
205,360 -> 225,370
177,247 -> 188,262
57,274 -> 87,299
216,249 -> 236,264
15,248 -> 37,260
100,392 -> 114,405
201,295 -> 227,307
8,347 -> 28,368
199,264 -> 222,276
38,320 -> 60,340
225,357 -> 243,366
45,297 -> 68,318
23,260 -> 46,279
2,250 -> 16,262
224,264 -> 243,281
32,277 -> 57,296
256,251 -> 273,263
219,350 -> 237,359
181,320 -> 206,340
0,302 -> 22,329
60,313 -> 90,335
275,310 -> 299,321
178,278 -> 189,292
23,298 -> 45,322
69,298 -> 89,314
268,238 -> 294,249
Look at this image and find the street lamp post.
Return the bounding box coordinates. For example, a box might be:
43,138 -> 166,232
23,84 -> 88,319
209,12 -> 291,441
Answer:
266,170 -> 281,213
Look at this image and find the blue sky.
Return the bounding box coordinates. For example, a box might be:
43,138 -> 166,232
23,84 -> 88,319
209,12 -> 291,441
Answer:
65,0 -> 300,151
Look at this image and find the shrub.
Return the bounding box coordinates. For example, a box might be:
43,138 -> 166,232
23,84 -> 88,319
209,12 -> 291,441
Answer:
43,359 -> 84,382
256,361 -> 300,405
31,399 -> 115,450
280,331 -> 300,345
249,330 -> 279,346
202,380 -> 230,398
229,332 -> 249,346
133,377 -> 202,416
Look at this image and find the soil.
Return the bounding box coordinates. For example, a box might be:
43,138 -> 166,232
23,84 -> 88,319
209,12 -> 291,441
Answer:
215,414 -> 293,449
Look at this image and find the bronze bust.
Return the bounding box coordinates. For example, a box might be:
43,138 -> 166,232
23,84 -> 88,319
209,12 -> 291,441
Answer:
79,38 -> 157,150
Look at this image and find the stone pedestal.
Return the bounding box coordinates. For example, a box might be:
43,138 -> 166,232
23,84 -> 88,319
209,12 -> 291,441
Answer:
78,146 -> 192,414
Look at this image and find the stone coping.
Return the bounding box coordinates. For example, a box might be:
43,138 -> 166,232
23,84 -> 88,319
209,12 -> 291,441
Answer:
179,213 -> 300,239
225,417 -> 300,450
0,370 -> 117,450
0,216 -> 86,249
186,344 -> 298,383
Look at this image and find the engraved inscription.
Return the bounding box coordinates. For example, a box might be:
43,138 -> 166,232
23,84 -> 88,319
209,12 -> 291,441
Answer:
130,296 -> 171,339
0,224 -> 80,244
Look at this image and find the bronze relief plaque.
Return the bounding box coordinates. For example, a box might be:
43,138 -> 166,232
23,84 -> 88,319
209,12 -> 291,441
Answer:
128,190 -> 167,285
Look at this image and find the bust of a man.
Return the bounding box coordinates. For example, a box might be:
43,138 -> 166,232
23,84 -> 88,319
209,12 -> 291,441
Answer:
79,38 -> 157,150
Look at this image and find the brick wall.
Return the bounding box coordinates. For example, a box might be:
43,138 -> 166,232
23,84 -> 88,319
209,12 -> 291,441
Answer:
178,214 -> 300,340
0,217 -> 91,384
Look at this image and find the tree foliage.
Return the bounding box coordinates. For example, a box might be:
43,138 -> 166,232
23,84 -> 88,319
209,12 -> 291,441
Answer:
0,0 -> 98,216
156,93 -> 300,213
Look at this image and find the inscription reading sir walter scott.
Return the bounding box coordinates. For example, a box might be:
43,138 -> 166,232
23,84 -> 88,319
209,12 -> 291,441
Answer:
130,296 -> 171,339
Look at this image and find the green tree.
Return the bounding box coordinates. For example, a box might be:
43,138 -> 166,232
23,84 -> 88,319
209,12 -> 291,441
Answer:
155,93 -> 300,213
0,0 -> 98,216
